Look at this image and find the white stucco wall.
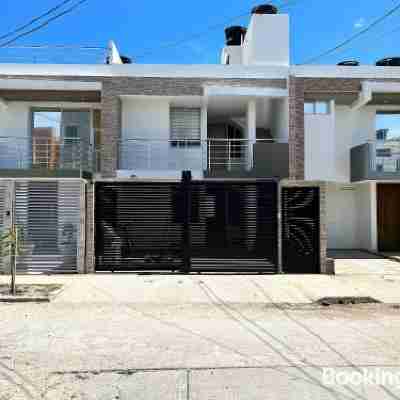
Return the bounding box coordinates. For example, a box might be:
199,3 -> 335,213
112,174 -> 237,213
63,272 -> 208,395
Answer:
305,104 -> 400,182
243,14 -> 289,66
304,106 -> 336,181
327,182 -> 377,250
120,97 -> 204,178
271,98 -> 289,142
0,103 -> 30,168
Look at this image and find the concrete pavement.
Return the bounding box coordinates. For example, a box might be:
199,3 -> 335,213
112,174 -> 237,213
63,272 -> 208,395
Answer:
2,254 -> 400,398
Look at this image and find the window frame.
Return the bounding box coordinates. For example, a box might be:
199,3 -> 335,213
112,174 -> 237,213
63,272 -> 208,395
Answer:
304,101 -> 330,115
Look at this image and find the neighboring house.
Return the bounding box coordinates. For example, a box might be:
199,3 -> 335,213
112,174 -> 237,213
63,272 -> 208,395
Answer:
0,3 -> 399,275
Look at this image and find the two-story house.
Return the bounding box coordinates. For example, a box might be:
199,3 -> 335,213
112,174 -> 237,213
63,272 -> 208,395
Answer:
3,3 -> 397,276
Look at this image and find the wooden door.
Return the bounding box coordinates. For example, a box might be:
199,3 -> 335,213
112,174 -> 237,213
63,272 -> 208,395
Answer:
378,184 -> 400,251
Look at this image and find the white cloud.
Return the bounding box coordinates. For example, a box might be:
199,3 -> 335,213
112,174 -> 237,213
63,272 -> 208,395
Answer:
354,17 -> 366,29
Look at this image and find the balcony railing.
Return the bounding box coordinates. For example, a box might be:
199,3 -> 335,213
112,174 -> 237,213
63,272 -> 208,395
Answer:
0,136 -> 290,179
0,137 -> 93,177
112,138 -> 264,172
351,141 -> 400,181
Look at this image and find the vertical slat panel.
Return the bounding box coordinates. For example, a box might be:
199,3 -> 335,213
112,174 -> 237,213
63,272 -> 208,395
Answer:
281,187 -> 320,273
95,180 -> 279,273
190,180 -> 278,272
95,182 -> 184,271
0,181 -> 6,272
14,180 -> 82,273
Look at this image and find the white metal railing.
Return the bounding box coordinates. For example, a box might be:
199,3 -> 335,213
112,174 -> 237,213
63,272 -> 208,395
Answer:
369,140 -> 400,173
97,138 -> 274,172
0,136 -> 93,172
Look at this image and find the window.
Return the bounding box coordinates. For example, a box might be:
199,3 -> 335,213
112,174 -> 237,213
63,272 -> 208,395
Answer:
170,107 -> 201,147
375,112 -> 400,172
304,101 -> 330,114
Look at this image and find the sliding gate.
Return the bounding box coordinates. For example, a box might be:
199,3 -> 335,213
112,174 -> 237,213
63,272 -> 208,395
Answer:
0,179 -> 83,274
95,179 -> 279,273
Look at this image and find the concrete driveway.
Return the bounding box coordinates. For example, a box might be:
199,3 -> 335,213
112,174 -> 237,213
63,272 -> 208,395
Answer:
2,274 -> 400,399
329,250 -> 400,276
2,260 -> 400,399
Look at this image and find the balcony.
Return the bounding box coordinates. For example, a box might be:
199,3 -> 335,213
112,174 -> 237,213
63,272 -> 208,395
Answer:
114,138 -> 289,179
351,141 -> 400,181
0,137 -> 289,179
0,137 -> 93,178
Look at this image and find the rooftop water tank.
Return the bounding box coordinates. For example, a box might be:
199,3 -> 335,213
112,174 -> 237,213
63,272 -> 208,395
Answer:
337,60 -> 359,66
251,4 -> 278,14
224,26 -> 247,46
376,57 -> 400,66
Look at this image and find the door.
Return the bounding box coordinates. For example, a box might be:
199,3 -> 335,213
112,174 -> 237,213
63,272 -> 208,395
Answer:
281,187 -> 320,274
378,184 -> 400,251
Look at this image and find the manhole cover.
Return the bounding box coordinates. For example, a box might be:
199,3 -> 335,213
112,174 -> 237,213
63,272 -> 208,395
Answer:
317,297 -> 381,306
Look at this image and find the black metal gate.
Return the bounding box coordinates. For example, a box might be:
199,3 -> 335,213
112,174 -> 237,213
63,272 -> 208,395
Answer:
281,186 -> 320,273
95,178 -> 278,273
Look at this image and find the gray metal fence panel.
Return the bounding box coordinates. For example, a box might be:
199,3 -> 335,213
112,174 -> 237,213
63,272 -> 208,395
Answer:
14,180 -> 82,273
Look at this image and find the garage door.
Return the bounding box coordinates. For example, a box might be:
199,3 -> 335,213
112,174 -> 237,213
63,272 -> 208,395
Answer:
95,179 -> 279,273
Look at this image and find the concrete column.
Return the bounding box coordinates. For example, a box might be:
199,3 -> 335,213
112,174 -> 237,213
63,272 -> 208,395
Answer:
200,103 -> 208,172
84,182 -> 95,273
370,181 -> 378,252
2,180 -> 14,274
101,82 -> 121,177
288,76 -> 305,180
246,99 -> 256,170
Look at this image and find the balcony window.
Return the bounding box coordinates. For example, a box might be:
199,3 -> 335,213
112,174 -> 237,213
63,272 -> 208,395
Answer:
304,101 -> 330,114
375,112 -> 400,172
170,107 -> 201,147
32,109 -> 91,170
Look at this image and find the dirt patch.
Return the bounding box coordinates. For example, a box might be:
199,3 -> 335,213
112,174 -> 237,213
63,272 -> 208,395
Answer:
0,284 -> 63,299
317,296 -> 381,306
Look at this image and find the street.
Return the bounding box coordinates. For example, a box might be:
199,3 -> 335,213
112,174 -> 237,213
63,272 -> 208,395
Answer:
1,271 -> 400,399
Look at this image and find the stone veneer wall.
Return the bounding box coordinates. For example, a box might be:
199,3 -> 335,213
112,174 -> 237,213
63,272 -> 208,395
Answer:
84,182 -> 95,273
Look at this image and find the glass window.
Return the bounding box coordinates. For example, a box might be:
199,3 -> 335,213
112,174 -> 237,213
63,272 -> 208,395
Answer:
32,109 -> 91,169
170,107 -> 201,146
315,101 -> 329,114
375,112 -> 400,172
304,102 -> 314,114
304,101 -> 330,114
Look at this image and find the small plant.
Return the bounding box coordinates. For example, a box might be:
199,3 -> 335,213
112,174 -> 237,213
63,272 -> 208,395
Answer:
0,225 -> 24,295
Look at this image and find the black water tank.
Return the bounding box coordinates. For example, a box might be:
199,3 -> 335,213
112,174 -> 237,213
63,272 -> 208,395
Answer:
251,4 -> 278,14
337,60 -> 359,66
376,57 -> 400,66
105,55 -> 133,64
120,55 -> 132,64
224,26 -> 246,46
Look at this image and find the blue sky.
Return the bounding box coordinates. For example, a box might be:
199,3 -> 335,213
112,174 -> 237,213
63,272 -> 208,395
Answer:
1,0 -> 400,64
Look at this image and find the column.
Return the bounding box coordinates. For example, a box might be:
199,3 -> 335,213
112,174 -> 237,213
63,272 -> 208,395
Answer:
246,99 -> 256,171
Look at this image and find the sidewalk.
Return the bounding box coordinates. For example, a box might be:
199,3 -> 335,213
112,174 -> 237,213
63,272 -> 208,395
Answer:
1,255 -> 400,304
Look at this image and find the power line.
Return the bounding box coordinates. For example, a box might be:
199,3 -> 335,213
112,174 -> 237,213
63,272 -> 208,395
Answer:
0,0 -> 90,48
301,1 -> 400,64
0,0 -> 74,41
134,0 -> 299,59
327,23 -> 400,61
0,44 -> 105,50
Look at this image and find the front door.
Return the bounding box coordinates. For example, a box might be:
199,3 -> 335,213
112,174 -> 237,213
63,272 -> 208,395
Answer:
378,184 -> 400,251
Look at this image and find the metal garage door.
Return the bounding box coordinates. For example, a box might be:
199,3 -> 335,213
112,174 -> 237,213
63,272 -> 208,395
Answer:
95,179 -> 279,273
281,186 -> 320,273
14,180 -> 83,273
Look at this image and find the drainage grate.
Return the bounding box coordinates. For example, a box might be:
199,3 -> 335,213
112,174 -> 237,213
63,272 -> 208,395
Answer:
317,297 -> 381,306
